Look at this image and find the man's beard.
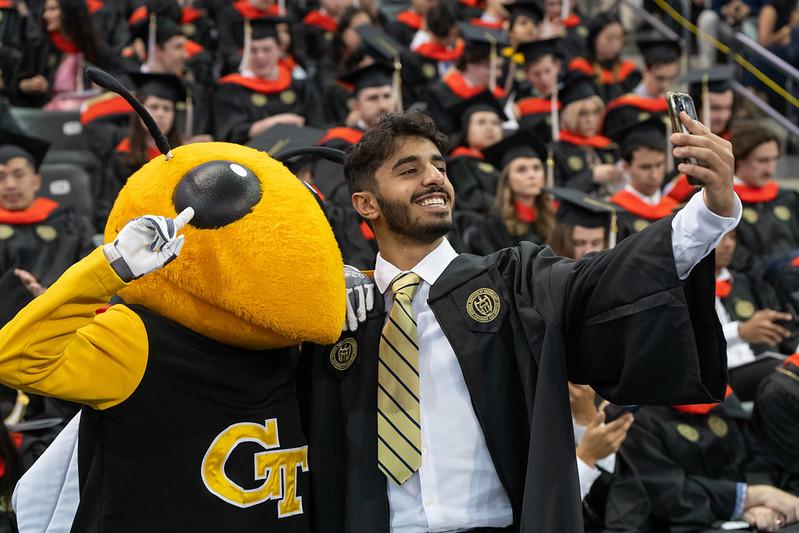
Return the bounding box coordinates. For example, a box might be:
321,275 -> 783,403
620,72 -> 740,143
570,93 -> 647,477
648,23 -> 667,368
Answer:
375,188 -> 454,244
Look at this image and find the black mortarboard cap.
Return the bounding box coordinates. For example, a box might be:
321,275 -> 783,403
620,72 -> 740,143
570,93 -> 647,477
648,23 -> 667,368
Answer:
636,31 -> 682,65
0,129 -> 50,171
247,124 -> 326,159
448,90 -> 508,132
356,25 -> 404,61
617,116 -> 667,155
251,17 -> 281,41
683,64 -> 735,94
507,1 -> 544,24
518,37 -> 561,65
559,72 -> 598,107
483,127 -> 547,169
129,72 -> 187,102
131,14 -> 183,45
550,187 -> 621,247
339,62 -> 394,94
458,22 -> 509,51
606,114 -> 666,144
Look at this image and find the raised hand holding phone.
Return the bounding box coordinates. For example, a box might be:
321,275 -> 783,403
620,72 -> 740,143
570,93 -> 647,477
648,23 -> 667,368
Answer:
670,111 -> 736,217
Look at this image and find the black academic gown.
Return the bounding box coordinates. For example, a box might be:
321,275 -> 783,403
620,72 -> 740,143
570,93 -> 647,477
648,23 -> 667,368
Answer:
298,215 -> 727,533
463,212 -> 546,255
515,93 -> 558,144
734,185 -> 799,260
212,72 -> 324,144
549,136 -> 619,193
446,150 -> 500,214
615,396 -> 770,531
0,204 -> 94,288
750,358 -> 799,494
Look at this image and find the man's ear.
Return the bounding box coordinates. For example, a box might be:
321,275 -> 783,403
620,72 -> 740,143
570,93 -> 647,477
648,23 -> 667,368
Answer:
32,173 -> 41,194
352,191 -> 379,222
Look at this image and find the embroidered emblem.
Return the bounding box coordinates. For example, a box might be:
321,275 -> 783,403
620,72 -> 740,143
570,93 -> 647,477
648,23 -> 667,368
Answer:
280,90 -> 297,105
637,112 -> 650,121
742,207 -> 759,224
734,299 -> 755,319
633,219 -> 650,232
251,93 -> 268,107
478,162 -> 495,174
676,423 -> 699,442
707,415 -> 728,438
568,155 -> 583,171
0,225 -> 13,240
182,23 -> 196,36
466,288 -> 501,323
422,63 -> 437,79
773,205 -> 791,222
329,338 -> 358,371
35,225 -> 57,241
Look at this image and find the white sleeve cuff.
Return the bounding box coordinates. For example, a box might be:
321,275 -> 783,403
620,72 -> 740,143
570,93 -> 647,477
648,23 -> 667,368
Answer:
672,191 -> 742,280
576,456 -> 602,500
723,321 -> 744,347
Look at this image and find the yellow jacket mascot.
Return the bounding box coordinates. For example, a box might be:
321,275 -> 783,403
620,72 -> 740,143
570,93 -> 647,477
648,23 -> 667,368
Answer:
0,68 -> 348,532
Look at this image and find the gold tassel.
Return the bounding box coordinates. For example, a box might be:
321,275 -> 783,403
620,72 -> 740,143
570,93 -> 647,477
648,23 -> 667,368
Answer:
238,19 -> 252,74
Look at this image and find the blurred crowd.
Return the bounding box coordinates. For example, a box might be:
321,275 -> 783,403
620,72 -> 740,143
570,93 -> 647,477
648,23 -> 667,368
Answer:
0,0 -> 798,531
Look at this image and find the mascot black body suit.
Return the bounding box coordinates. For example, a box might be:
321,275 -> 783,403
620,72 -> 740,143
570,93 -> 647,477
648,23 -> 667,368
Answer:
0,69 -> 346,532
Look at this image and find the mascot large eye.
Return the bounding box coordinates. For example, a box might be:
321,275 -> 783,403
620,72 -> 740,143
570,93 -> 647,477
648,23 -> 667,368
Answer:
173,160 -> 262,229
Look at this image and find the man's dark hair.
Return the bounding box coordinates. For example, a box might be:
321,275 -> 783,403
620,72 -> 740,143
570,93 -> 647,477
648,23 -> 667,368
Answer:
730,122 -> 780,167
344,112 -> 449,194
426,4 -> 457,39
621,131 -> 665,163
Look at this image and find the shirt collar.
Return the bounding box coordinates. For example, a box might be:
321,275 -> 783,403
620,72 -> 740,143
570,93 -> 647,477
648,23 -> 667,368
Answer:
718,267 -> 732,281
374,238 -> 458,294
624,183 -> 661,205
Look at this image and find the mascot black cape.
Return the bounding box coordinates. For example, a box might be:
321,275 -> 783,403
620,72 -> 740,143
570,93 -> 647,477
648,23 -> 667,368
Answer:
0,68 -> 351,532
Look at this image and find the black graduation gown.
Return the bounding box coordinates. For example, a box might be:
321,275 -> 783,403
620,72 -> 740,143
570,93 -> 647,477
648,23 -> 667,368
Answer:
615,397 -> 767,531
602,93 -> 668,139
325,202 -> 378,272
567,57 -> 642,103
734,185 -> 799,260
385,11 -> 421,48
212,72 -> 324,144
12,34 -> 62,107
180,6 -> 216,54
424,73 -> 506,136
750,358 -> 799,494
549,137 -> 619,193
298,215 -> 727,533
463,212 -> 546,255
0,204 -> 94,287
515,93 -> 558,144
446,150 -> 500,214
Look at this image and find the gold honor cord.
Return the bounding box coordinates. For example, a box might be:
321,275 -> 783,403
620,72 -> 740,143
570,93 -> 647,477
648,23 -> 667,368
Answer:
651,0 -> 799,110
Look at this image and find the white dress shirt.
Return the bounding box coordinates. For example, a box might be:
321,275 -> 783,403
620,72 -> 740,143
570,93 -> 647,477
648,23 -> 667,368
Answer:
714,268 -> 757,369
625,183 -> 662,206
373,191 -> 741,532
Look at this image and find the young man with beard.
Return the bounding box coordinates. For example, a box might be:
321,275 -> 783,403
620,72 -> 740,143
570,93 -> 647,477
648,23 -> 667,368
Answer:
300,110 -> 741,532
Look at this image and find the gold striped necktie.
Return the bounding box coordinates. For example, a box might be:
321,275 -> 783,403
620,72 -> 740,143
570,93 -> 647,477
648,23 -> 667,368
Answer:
378,271 -> 422,485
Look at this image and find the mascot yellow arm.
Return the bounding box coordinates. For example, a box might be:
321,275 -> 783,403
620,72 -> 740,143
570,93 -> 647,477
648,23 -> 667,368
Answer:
0,247 -> 148,410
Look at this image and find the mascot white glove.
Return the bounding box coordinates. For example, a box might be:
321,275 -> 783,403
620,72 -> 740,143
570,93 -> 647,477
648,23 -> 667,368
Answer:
344,265 -> 375,332
103,207 -> 194,282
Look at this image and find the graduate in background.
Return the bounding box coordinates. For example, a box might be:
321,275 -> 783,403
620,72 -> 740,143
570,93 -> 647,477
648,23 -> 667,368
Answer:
445,91 -> 505,214
0,130 -> 93,321
602,32 -> 681,137
549,73 -> 621,193
213,17 -> 323,144
98,73 -> 184,230
464,128 -> 554,255
713,229 -> 796,401
501,1 -> 544,95
385,0 -> 436,47
513,37 -> 562,141
609,118 -> 679,240
751,354 -> 799,496
667,66 -> 738,203
408,4 -> 464,99
547,186 -> 618,260
425,23 -> 507,135
567,12 -> 641,103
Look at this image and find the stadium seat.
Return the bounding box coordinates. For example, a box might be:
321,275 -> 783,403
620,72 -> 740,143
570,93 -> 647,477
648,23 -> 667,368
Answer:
10,108 -> 87,151
39,163 -> 94,226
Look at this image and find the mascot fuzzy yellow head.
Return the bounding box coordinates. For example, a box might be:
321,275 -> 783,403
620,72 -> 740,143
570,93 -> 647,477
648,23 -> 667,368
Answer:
92,69 -> 345,350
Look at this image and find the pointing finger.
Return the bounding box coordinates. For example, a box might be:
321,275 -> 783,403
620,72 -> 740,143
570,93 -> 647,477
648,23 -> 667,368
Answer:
173,207 -> 195,232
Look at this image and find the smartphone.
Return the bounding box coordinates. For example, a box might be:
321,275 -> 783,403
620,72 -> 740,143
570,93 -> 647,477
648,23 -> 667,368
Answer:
603,404 -> 640,423
666,91 -> 704,187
